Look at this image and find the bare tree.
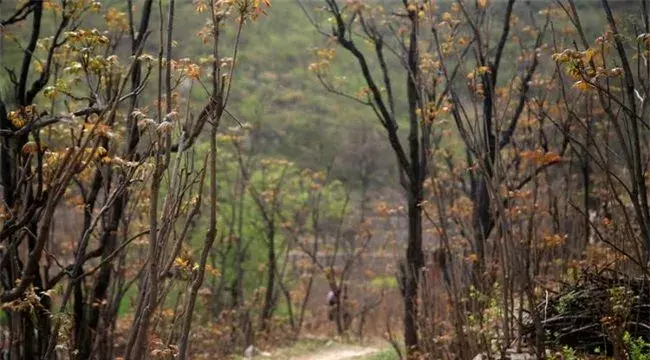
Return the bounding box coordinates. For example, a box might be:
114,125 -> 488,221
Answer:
0,0 -> 268,358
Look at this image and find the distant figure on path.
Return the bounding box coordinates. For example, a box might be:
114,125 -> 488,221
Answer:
327,290 -> 337,321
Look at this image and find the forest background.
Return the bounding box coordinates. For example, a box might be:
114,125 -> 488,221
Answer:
1,0 -> 648,359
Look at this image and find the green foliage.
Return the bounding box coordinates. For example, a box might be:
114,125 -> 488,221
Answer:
608,286 -> 635,317
625,332 -> 650,360
188,128 -> 349,300
561,346 -> 578,360
370,276 -> 398,290
555,291 -> 577,314
546,346 -> 578,360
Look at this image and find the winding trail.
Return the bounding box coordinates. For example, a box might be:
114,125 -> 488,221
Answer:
292,345 -> 378,360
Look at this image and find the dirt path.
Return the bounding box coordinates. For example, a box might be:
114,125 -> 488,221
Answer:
291,345 -> 378,360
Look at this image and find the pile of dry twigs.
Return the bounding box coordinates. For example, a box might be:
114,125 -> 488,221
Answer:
523,270 -> 650,355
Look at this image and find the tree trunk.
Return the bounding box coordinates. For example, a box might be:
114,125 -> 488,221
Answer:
473,178 -> 493,289
403,10 -> 425,357
260,228 -> 276,331
177,127 -> 214,360
403,194 -> 424,358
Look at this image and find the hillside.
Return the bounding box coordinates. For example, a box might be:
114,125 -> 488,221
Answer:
0,0 -> 619,192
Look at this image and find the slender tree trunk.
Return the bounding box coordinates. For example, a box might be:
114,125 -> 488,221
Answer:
177,133 -> 214,360
260,228 -> 276,331
84,2 -> 153,357
583,110 -> 591,249
404,194 -> 423,357
473,178 -> 492,288
403,10 -> 424,358
1,3 -> 52,358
